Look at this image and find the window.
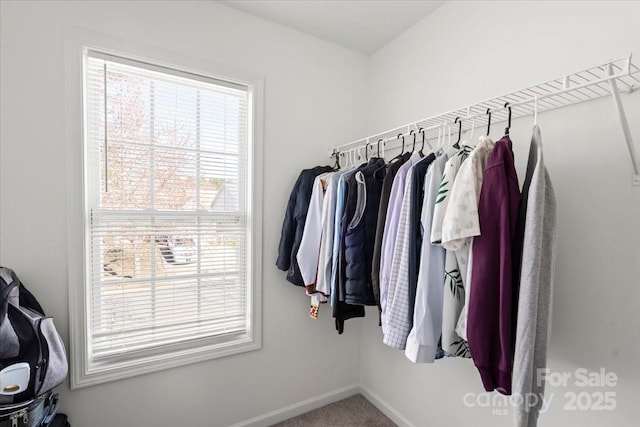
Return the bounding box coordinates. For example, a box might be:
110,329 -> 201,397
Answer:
75,49 -> 260,386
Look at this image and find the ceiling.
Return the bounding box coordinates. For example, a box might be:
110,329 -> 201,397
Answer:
218,1 -> 445,54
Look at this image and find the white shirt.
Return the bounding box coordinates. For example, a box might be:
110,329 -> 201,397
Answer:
441,136 -> 495,340
297,172 -> 333,302
405,154 -> 447,363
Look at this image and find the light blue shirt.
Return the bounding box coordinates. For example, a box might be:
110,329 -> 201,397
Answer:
330,167 -> 358,307
405,153 -> 448,362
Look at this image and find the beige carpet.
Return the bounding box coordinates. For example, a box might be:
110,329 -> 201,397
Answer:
271,394 -> 397,427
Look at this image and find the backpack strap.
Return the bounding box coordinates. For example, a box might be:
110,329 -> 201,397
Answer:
19,283 -> 45,316
0,267 -> 46,316
0,277 -> 18,326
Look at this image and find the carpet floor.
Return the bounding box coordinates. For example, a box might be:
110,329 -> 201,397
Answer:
270,394 -> 397,427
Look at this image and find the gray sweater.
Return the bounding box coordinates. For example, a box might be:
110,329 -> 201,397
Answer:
513,126 -> 558,427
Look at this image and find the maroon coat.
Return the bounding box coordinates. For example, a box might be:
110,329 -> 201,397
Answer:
467,136 -> 522,395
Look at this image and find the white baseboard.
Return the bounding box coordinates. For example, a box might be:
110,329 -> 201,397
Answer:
359,385 -> 416,427
228,384 -> 360,427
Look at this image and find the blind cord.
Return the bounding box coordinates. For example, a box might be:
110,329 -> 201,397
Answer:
104,61 -> 108,193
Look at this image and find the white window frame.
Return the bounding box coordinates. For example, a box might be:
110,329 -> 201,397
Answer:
65,28 -> 263,389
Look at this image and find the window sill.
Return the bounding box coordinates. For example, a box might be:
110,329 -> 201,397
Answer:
71,333 -> 261,389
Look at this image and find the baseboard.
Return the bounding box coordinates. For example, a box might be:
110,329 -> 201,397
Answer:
359,385 -> 416,427
228,384 -> 360,427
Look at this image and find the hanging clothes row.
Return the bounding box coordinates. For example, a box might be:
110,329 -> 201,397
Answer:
276,110 -> 557,420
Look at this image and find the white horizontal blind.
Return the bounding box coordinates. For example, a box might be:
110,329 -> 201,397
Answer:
84,51 -> 250,361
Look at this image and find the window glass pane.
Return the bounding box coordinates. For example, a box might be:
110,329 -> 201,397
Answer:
106,69 -> 151,144
85,51 -> 250,365
153,80 -> 198,149
153,147 -> 198,211
200,91 -> 241,154
100,142 -> 152,210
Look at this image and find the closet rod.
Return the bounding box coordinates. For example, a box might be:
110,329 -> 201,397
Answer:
330,54 -> 640,185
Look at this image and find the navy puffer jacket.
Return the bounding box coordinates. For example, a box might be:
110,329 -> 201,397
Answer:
342,158 -> 385,305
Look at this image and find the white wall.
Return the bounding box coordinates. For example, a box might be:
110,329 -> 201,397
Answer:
0,1 -> 369,426
362,1 -> 640,426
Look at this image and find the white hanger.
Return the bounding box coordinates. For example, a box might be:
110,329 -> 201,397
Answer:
436,121 -> 449,154
468,116 -> 476,144
440,118 -> 463,157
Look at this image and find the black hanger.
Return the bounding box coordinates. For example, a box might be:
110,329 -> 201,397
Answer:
504,102 -> 512,136
390,133 -> 406,162
332,149 -> 341,170
454,117 -> 462,148
386,133 -> 405,163
409,129 -> 417,153
419,128 -> 426,155
397,133 -> 405,154
486,108 -> 492,136
373,138 -> 388,179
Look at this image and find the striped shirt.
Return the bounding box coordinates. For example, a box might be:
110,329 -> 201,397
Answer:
383,153 -> 432,349
379,152 -> 422,332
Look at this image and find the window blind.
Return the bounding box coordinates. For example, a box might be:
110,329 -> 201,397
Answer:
84,51 -> 250,361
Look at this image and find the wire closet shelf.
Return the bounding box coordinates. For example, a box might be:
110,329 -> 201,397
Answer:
330,54 -> 640,186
